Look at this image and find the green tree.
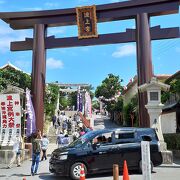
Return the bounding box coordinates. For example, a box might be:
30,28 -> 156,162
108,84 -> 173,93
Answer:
123,94 -> 139,127
0,67 -> 31,91
44,84 -> 59,117
162,78 -> 180,103
92,100 -> 100,111
95,74 -> 123,113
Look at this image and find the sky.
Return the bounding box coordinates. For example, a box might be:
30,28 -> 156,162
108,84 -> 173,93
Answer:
0,0 -> 180,90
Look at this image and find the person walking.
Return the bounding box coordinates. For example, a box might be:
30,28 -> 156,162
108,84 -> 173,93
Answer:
7,136 -> 22,168
56,132 -> 64,148
41,134 -> 49,161
31,131 -> 41,176
52,115 -> 57,127
79,127 -> 85,136
61,134 -> 70,146
62,120 -> 67,134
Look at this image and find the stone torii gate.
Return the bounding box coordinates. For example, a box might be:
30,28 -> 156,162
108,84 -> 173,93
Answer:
0,0 -> 179,132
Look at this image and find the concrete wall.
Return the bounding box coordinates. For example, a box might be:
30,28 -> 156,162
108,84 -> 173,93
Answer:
0,149 -> 30,164
161,112 -> 176,134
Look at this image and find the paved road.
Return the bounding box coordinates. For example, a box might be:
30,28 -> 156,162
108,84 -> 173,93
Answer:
1,115 -> 180,180
1,156 -> 180,180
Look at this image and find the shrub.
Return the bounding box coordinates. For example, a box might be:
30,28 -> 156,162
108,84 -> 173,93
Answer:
164,133 -> 180,150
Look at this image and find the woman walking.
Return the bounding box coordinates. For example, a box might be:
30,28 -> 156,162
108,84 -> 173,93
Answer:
41,134 -> 49,161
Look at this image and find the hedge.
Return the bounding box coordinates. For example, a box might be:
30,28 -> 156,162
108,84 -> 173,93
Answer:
164,133 -> 180,150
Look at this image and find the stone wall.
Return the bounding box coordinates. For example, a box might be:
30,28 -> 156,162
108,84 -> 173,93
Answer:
0,148 -> 30,164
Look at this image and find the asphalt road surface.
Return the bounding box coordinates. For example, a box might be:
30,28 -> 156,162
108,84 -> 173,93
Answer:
0,157 -> 180,180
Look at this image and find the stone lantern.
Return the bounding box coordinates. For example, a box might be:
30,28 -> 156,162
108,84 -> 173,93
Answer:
139,77 -> 172,163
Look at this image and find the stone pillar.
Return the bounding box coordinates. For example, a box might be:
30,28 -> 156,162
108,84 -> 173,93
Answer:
136,13 -> 153,127
145,104 -> 164,142
32,24 -> 46,133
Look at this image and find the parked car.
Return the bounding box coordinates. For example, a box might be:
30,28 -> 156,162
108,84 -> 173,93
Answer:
49,128 -> 163,179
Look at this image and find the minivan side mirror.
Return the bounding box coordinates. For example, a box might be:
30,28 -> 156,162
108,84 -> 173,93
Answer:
142,135 -> 152,142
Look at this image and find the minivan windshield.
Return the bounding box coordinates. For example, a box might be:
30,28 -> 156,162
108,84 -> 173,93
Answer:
68,131 -> 95,148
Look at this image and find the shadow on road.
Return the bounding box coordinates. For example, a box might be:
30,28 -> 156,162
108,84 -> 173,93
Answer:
39,174 -> 69,180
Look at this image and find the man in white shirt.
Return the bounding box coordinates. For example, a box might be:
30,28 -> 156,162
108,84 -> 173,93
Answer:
7,136 -> 22,168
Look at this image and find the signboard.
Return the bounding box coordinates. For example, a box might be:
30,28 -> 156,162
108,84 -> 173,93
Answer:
141,141 -> 152,180
0,94 -> 21,146
76,5 -> 98,39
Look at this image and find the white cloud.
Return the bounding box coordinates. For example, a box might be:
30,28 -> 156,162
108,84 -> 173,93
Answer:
44,2 -> 59,8
0,25 -> 14,35
23,7 -> 43,11
0,37 -> 14,52
47,58 -> 64,69
48,27 -> 66,36
112,44 -> 136,58
0,23 -> 32,52
14,60 -> 31,72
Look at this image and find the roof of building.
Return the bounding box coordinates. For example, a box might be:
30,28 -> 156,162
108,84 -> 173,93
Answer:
0,62 -> 30,75
0,62 -> 22,71
122,74 -> 171,95
162,102 -> 180,112
165,70 -> 180,83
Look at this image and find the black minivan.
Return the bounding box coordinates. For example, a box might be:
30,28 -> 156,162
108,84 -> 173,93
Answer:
49,128 -> 163,179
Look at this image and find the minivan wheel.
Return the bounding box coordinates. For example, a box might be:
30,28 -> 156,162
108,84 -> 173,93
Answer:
70,162 -> 87,180
139,160 -> 153,173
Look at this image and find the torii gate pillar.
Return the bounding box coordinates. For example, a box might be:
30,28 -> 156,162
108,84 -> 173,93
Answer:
31,24 -> 46,133
136,13 -> 153,127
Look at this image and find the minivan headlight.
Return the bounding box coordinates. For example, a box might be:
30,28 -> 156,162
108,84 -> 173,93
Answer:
58,154 -> 68,160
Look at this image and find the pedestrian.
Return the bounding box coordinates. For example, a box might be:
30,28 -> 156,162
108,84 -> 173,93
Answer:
79,127 -> 85,136
71,119 -> 76,134
7,136 -> 23,168
62,134 -> 70,146
72,130 -> 79,141
41,134 -> 49,161
52,115 -> 57,127
67,119 -> 72,134
85,127 -> 91,133
56,131 -> 64,148
62,120 -> 67,134
31,131 -> 41,176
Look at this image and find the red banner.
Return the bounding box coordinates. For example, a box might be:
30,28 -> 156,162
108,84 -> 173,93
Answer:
0,94 -> 21,146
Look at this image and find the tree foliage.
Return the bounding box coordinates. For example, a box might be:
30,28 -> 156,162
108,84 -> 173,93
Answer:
92,100 -> 100,110
95,74 -> 123,112
95,74 -> 123,98
123,94 -> 139,127
44,84 -> 59,117
162,78 -> 180,103
0,67 -> 31,91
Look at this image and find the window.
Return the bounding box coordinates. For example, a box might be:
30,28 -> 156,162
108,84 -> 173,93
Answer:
114,132 -> 135,144
92,132 -> 112,146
